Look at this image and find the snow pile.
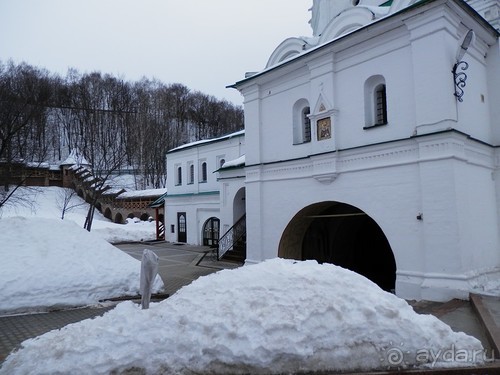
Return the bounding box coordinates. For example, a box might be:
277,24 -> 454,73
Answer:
221,154 -> 245,169
0,217 -> 163,314
474,279 -> 500,297
0,186 -> 157,243
1,259 -> 484,374
117,188 -> 167,199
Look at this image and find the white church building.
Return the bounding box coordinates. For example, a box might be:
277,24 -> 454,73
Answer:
224,0 -> 500,302
164,131 -> 245,247
161,0 -> 499,302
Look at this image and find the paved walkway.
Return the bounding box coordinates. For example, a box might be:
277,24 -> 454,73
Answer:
115,241 -> 240,296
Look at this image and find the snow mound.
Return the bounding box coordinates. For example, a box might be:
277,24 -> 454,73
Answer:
1,259 -> 484,374
0,186 -> 157,243
0,217 -> 163,314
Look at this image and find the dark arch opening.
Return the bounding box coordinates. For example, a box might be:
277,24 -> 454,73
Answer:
114,213 -> 124,224
279,201 -> 396,292
140,213 -> 149,221
104,208 -> 112,220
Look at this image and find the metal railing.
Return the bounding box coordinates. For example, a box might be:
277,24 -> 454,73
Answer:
217,214 -> 246,260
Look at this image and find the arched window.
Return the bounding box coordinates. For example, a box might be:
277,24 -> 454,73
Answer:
189,164 -> 194,184
220,159 -> 226,168
364,75 -> 388,129
293,99 -> 311,144
200,162 -> 207,182
176,166 -> 182,185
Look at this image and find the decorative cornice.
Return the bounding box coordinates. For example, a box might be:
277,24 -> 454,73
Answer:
245,132 -> 496,183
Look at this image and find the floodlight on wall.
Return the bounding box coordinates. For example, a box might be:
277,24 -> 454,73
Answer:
452,30 -> 475,102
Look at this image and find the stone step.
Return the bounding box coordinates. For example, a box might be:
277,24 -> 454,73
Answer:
470,293 -> 500,360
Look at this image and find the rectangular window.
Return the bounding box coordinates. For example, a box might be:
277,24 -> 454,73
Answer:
303,108 -> 311,143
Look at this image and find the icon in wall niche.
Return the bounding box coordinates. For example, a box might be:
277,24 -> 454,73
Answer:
317,117 -> 331,140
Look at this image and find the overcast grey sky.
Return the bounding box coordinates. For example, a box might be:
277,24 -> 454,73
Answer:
0,0 -> 313,105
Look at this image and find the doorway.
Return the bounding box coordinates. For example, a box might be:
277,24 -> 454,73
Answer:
203,217 -> 220,247
177,212 -> 187,243
279,201 -> 396,292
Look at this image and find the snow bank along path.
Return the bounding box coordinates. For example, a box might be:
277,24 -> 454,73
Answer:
0,217 -> 163,314
1,259 -> 484,374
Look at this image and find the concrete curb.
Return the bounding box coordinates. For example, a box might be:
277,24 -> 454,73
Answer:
470,293 -> 500,360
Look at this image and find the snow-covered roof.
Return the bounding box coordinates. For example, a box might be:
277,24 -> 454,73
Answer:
167,130 -> 245,154
232,0 -> 498,89
149,191 -> 169,208
25,161 -> 50,169
101,187 -> 126,196
116,188 -> 168,200
60,148 -> 91,167
220,155 -> 245,170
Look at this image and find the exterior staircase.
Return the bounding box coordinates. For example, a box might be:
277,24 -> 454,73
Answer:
218,214 -> 246,263
220,235 -> 246,263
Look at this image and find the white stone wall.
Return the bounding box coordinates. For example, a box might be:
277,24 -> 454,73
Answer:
245,132 -> 500,301
164,193 -> 220,245
218,168 -> 246,238
236,0 -> 500,301
165,132 -> 245,245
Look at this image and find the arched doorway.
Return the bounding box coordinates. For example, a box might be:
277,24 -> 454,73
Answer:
233,188 -> 246,222
114,212 -> 124,224
279,201 -> 396,292
203,217 -> 220,247
177,212 -> 187,243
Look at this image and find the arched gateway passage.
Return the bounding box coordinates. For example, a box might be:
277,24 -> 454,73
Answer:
278,201 -> 396,292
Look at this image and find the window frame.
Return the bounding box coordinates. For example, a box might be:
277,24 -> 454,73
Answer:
364,75 -> 388,130
176,165 -> 182,186
293,99 -> 311,145
188,163 -> 195,185
199,161 -> 208,183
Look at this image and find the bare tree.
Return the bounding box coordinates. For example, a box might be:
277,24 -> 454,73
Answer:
57,187 -> 84,220
0,60 -> 244,213
0,61 -> 55,210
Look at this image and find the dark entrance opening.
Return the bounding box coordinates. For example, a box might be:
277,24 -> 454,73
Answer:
177,212 -> 187,243
203,217 -> 220,247
280,202 -> 396,292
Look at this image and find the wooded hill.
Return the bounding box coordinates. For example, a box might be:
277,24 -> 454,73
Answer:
0,60 -> 244,190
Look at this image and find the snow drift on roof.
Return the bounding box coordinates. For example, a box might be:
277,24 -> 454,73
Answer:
220,154 -> 245,169
168,130 -> 245,153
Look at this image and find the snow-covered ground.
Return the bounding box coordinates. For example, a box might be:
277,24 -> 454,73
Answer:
0,259 -> 487,374
0,186 -> 492,373
0,187 -> 163,315
0,186 -> 157,243
0,217 -> 164,315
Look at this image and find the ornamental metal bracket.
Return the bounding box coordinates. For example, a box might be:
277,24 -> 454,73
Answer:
452,61 -> 469,102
